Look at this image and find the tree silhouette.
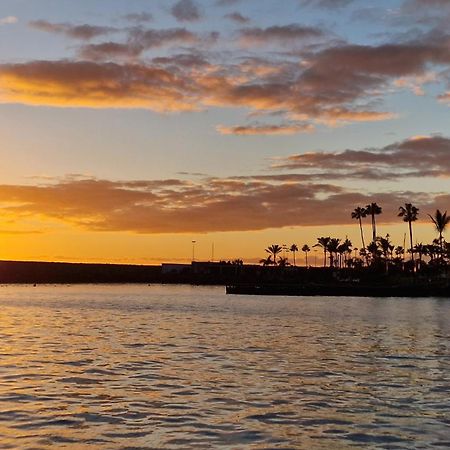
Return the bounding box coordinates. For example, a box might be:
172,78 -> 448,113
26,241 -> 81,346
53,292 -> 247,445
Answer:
327,238 -> 341,268
351,207 -> 367,251
428,210 -> 450,256
377,234 -> 394,272
290,244 -> 299,266
314,237 -> 330,267
301,244 -> 310,267
398,203 -> 419,263
265,244 -> 282,266
365,203 -> 382,243
259,256 -> 272,266
338,238 -> 352,268
278,257 -> 289,267
413,243 -> 426,270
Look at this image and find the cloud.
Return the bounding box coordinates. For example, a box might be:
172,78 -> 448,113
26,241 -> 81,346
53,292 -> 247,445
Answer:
0,60 -> 197,111
0,16 -> 18,25
121,12 -> 153,24
273,135 -> 450,180
1,30 -> 449,129
438,91 -> 450,103
171,0 -> 202,22
0,175 -> 441,234
78,42 -> 143,60
224,12 -> 250,24
217,122 -> 314,135
216,0 -> 241,6
29,20 -> 116,40
300,0 -> 355,9
0,229 -> 43,235
127,27 -> 201,49
239,24 -> 327,46
78,27 -> 204,60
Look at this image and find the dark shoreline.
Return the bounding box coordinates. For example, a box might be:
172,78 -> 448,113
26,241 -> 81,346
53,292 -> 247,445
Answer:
1,260 -> 449,298
225,283 -> 450,297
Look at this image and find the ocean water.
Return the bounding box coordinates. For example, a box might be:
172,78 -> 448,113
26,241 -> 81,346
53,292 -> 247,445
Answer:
0,284 -> 449,449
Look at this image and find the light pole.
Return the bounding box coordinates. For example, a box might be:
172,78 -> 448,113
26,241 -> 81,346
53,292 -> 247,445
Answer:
192,240 -> 196,262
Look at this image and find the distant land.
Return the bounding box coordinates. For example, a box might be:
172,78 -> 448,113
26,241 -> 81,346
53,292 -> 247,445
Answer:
0,260 -> 248,285
0,260 -> 324,285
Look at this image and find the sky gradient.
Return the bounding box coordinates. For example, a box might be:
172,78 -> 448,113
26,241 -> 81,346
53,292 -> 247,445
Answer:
0,0 -> 449,264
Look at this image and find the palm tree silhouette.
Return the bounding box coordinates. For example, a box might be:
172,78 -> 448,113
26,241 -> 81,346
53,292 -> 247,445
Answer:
365,203 -> 382,243
290,244 -> 299,266
301,244 -> 310,267
377,234 -> 394,272
398,203 -> 419,263
413,243 -> 425,270
278,257 -> 289,267
428,210 -> 450,255
259,256 -> 272,266
327,238 -> 341,268
314,237 -> 331,267
265,244 -> 282,266
338,238 -> 352,268
351,207 -> 367,250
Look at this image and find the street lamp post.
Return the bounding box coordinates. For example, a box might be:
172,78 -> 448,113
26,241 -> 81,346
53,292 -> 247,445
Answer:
192,240 -> 196,262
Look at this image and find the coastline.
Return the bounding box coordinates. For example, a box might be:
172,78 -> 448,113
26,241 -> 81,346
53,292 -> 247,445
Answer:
1,260 -> 449,298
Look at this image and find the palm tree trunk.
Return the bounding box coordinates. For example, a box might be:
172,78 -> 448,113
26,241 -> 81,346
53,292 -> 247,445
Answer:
409,220 -> 414,262
305,252 -> 308,267
372,214 -> 376,242
359,217 -> 366,249
293,251 -> 296,267
323,249 -> 327,267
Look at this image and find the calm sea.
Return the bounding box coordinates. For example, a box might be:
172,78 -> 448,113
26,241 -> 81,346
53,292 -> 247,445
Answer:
0,284 -> 449,449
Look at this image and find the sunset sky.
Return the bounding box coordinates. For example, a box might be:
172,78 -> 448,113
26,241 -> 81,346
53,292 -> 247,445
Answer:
0,0 -> 449,264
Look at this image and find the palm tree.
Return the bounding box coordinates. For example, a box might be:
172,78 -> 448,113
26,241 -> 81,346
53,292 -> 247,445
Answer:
265,244 -> 282,266
398,203 -> 419,262
259,256 -> 272,266
365,202 -> 382,243
338,239 -> 352,268
327,238 -> 341,268
314,237 -> 330,267
428,210 -> 450,255
394,246 -> 405,261
278,257 -> 289,267
413,243 -> 426,270
290,244 -> 299,266
351,207 -> 367,250
301,244 -> 310,267
377,234 -> 394,272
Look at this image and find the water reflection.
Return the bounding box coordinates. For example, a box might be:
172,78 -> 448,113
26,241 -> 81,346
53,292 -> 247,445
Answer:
0,284 -> 449,449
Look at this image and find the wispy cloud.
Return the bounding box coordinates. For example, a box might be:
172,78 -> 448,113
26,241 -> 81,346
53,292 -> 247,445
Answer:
0,169 -> 444,234
29,20 -> 116,40
300,0 -> 355,9
217,122 -> 314,135
273,136 -> 450,180
239,24 -> 327,46
0,16 -> 18,25
224,12 -> 250,24
121,12 -> 153,24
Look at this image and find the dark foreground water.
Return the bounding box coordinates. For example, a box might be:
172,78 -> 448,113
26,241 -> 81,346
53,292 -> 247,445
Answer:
0,285 -> 449,449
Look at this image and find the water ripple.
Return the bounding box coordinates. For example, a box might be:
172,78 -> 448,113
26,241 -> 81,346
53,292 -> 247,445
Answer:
0,284 -> 449,448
